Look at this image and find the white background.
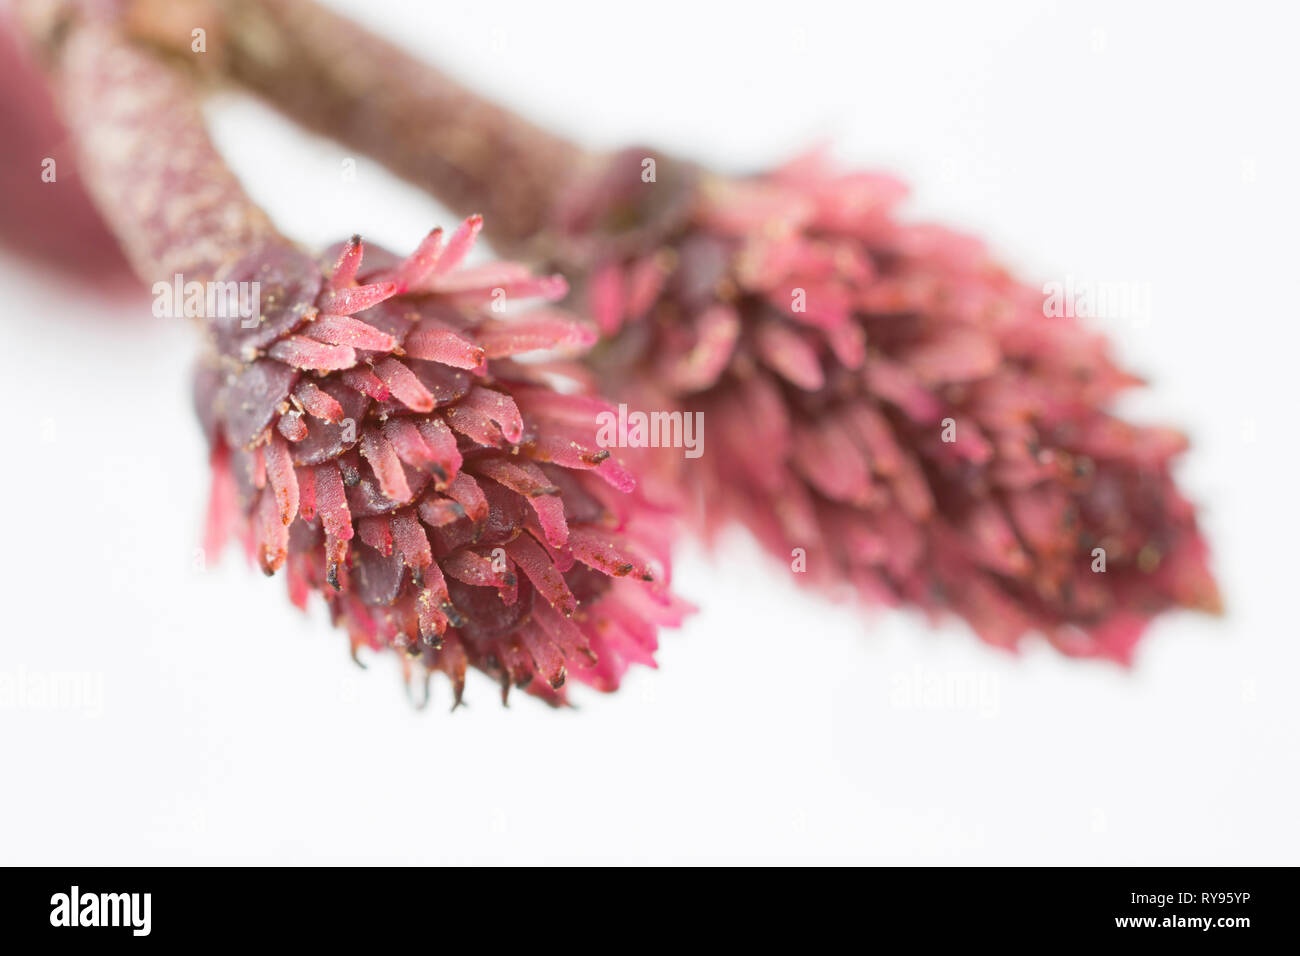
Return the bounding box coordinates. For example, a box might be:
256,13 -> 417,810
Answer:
2,0 -> 1297,864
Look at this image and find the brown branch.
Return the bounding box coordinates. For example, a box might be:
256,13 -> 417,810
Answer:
22,1 -> 281,284
126,0 -> 589,254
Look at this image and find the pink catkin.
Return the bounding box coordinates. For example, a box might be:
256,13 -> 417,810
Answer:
558,150 -> 1219,663
203,235 -> 685,706
28,12 -> 687,706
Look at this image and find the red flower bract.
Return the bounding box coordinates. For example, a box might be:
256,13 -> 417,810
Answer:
561,149 -> 1218,663
196,218 -> 688,705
